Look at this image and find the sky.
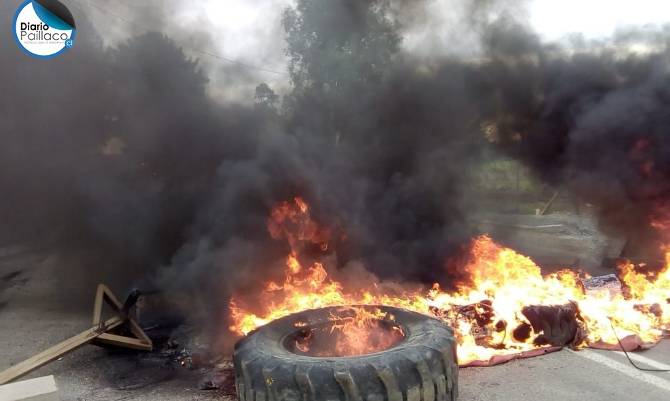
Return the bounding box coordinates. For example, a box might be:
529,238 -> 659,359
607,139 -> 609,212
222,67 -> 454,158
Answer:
177,0 -> 670,88
175,0 -> 670,61
530,0 -> 670,40
75,0 -> 670,101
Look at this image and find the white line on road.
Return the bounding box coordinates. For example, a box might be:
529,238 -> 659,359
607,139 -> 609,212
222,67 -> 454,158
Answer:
568,349 -> 670,393
613,351 -> 670,371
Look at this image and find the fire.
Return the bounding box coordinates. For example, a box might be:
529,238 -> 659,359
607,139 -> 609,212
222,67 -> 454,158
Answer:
229,197 -> 670,365
290,307 -> 405,357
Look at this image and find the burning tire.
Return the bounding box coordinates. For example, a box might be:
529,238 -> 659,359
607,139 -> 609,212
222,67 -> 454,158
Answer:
234,305 -> 458,401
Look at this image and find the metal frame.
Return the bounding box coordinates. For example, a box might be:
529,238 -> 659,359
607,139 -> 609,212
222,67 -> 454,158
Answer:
0,284 -> 152,385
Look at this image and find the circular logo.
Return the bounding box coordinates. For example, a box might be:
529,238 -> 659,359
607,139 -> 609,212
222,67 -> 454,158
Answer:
13,0 -> 76,58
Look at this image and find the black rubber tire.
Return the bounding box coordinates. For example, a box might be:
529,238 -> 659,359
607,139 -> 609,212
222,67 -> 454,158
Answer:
233,305 -> 458,401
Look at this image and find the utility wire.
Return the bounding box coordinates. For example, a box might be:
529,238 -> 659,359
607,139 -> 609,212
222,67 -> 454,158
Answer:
67,0 -> 289,76
608,319 -> 670,372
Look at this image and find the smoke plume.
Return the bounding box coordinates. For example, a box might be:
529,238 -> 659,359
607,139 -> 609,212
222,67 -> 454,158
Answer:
2,0 -> 670,350
475,20 -> 670,255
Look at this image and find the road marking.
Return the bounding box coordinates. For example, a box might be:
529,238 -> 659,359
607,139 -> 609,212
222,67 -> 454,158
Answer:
568,349 -> 670,393
613,351 -> 670,371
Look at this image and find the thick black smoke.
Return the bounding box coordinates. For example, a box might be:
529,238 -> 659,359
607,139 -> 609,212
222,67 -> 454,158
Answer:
158,0 -> 488,337
3,0 -> 670,351
0,1 -> 271,295
473,21 -> 670,256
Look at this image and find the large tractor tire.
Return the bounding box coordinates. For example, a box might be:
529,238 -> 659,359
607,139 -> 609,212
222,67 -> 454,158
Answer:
233,305 -> 458,401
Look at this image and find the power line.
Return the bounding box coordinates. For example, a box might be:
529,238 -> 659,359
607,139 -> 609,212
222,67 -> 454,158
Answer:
67,0 -> 289,76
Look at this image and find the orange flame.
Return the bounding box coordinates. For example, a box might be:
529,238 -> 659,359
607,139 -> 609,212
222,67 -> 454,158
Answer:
229,198 -> 670,366
290,307 -> 405,357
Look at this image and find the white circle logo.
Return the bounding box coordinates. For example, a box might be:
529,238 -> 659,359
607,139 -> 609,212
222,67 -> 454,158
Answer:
13,0 -> 76,58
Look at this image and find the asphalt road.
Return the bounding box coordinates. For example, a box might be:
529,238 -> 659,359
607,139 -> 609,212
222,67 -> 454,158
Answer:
2,243 -> 670,400
460,341 -> 670,401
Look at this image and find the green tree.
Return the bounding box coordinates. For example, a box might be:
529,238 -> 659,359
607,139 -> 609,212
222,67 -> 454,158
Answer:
255,82 -> 279,111
283,0 -> 400,91
282,0 -> 401,136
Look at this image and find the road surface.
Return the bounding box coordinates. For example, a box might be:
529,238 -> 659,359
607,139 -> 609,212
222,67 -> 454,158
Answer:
2,243 -> 669,400
460,341 -> 670,401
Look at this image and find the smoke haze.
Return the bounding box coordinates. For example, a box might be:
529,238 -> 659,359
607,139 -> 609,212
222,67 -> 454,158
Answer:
2,0 -> 670,350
